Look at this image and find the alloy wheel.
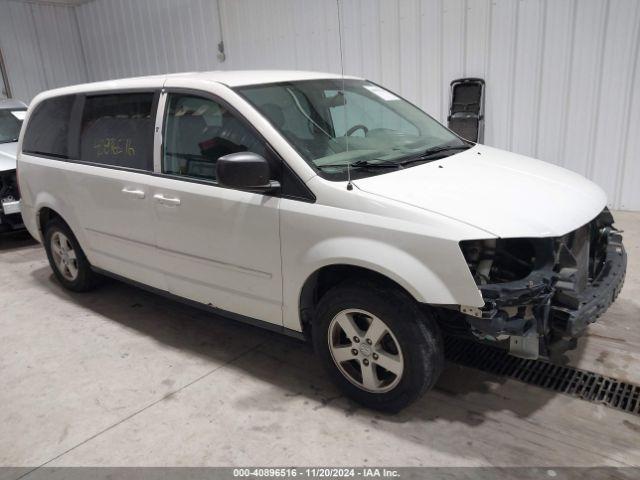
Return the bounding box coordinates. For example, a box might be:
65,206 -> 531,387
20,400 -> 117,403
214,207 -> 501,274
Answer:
327,308 -> 404,393
50,231 -> 79,281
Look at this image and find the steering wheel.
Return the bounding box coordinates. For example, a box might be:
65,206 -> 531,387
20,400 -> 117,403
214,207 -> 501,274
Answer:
345,124 -> 369,136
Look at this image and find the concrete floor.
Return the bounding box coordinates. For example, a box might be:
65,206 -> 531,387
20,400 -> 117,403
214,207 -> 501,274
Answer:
1,211 -> 639,469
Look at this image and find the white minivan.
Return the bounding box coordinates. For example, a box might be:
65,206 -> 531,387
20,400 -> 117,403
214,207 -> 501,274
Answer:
17,71 -> 626,411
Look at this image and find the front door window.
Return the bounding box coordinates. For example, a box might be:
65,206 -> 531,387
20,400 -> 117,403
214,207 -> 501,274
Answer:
162,93 -> 269,182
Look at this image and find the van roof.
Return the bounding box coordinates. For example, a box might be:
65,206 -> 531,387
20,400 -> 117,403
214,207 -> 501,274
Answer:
178,70 -> 362,86
33,70 -> 363,100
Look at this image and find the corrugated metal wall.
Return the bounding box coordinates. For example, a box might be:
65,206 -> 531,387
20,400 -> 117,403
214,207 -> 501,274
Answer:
0,0 -> 87,102
74,0 -> 222,82
2,0 -> 639,210
73,0 -> 640,211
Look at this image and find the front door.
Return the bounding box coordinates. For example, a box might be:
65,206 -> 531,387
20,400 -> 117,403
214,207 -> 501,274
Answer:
151,91 -> 283,325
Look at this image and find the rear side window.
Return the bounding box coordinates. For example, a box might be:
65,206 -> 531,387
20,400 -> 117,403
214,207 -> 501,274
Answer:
80,92 -> 155,170
22,96 -> 75,158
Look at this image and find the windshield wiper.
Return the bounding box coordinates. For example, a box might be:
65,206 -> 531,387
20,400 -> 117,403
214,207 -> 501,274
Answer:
398,144 -> 470,167
317,159 -> 402,170
424,144 -> 470,156
316,144 -> 471,171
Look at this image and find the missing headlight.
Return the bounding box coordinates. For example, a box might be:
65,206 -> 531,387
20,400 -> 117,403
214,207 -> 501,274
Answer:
460,237 -> 539,285
0,169 -> 20,204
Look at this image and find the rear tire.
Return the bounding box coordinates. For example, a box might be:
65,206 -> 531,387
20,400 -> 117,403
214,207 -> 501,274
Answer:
313,280 -> 444,412
43,218 -> 100,292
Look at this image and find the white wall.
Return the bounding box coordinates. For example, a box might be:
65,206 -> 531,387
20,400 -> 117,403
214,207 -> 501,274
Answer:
0,0 -> 87,103
1,0 -> 639,210
75,0 -> 223,82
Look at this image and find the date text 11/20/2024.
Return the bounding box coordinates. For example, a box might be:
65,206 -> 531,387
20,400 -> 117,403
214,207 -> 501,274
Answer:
232,468 -> 400,478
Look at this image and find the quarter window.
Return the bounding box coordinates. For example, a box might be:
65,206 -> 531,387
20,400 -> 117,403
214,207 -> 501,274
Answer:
22,95 -> 75,158
80,92 -> 155,170
163,93 -> 268,182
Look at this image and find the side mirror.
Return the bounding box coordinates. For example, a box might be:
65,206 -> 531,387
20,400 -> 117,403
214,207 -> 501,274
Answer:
216,152 -> 280,192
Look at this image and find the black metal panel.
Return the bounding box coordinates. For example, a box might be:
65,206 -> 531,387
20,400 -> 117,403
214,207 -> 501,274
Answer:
445,337 -> 640,416
447,78 -> 485,143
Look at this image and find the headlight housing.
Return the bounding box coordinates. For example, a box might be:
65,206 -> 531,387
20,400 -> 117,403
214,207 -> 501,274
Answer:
460,237 -> 545,285
0,169 -> 20,203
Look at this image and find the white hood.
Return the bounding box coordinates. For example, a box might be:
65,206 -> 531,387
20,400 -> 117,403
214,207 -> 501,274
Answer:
354,145 -> 607,238
0,142 -> 17,172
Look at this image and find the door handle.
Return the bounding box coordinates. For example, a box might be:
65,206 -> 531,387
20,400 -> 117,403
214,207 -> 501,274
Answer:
122,187 -> 145,199
153,193 -> 181,206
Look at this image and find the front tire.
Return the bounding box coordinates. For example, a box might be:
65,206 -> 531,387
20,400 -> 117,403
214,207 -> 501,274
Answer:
43,218 -> 100,292
313,281 -> 444,412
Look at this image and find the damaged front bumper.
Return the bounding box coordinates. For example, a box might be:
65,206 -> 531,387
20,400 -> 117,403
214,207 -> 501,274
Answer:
0,169 -> 23,233
551,232 -> 626,338
458,209 -> 627,359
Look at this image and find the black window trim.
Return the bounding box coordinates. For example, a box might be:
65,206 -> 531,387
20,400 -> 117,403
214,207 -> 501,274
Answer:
158,87 -> 315,203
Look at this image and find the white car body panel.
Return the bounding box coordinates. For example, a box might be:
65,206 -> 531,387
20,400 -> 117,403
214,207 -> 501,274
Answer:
16,71 -> 609,334
0,142 -> 17,172
68,164 -> 164,290
150,174 -> 283,324
355,144 -> 607,238
279,176 -> 490,330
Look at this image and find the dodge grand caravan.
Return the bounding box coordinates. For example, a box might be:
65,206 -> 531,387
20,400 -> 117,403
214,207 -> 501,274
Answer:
17,71 -> 626,411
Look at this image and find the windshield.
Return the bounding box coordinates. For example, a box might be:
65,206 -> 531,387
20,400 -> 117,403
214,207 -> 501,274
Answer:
236,79 -> 469,180
0,108 -> 26,144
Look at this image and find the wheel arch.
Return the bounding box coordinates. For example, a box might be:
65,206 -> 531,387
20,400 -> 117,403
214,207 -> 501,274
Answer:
35,200 -> 87,253
286,235 -> 474,335
298,263 -> 423,339
38,206 -> 62,236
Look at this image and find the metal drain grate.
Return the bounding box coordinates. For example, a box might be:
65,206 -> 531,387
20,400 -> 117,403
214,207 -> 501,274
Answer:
444,337 -> 640,416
